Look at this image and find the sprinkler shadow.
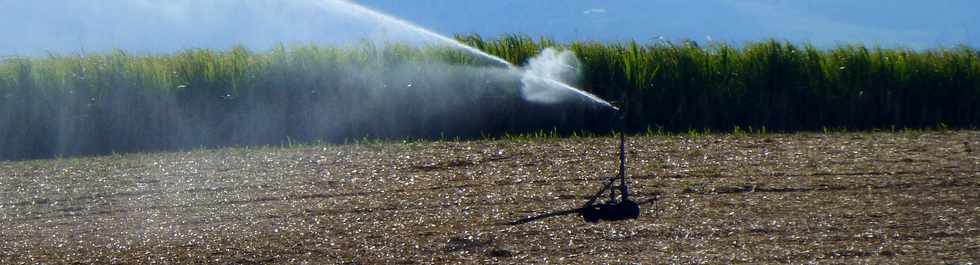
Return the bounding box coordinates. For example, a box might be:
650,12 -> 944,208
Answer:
507,195 -> 659,225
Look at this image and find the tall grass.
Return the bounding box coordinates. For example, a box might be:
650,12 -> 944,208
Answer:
2,36 -> 979,160
0,44 -> 595,160
458,35 -> 980,132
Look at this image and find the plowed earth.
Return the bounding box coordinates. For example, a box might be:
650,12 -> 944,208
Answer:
2,131 -> 979,264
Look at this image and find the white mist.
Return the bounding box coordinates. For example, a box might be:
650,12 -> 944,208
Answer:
520,48 -> 615,109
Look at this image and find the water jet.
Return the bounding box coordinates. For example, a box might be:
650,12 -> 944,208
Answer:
317,0 -> 616,111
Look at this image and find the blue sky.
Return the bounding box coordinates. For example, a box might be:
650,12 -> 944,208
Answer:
1,0 -> 977,56
356,0 -> 978,48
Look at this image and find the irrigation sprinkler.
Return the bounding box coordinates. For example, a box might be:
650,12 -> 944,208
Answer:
507,103 -> 643,226
579,103 -> 640,223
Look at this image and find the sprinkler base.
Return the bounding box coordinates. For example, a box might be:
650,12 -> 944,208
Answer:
581,199 -> 640,223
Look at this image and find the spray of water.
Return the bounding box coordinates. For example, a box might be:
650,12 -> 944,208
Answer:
315,0 -> 512,67
2,0 -> 627,160
317,0 -> 616,110
2,0 -> 614,110
520,48 -> 618,110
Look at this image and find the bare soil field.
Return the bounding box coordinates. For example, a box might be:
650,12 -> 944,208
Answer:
1,131 -> 978,264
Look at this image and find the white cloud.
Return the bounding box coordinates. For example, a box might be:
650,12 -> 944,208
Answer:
583,8 -> 606,15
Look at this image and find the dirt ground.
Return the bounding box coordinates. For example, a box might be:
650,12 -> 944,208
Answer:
1,131 -> 978,264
